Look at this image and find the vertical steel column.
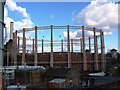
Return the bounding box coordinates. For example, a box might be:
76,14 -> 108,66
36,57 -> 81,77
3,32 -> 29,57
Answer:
14,31 -> 17,65
67,25 -> 71,68
50,25 -> 53,67
80,38 -> 83,53
89,37 -> 91,53
96,36 -> 98,69
82,26 -> 87,70
71,39 -> 73,52
17,36 -> 20,54
32,39 -> 34,54
100,30 -> 106,71
93,28 -> 98,70
34,26 -> 38,66
22,28 -> 26,65
0,1 -> 5,89
61,39 -> 63,52
102,31 -> 106,72
42,39 -> 44,53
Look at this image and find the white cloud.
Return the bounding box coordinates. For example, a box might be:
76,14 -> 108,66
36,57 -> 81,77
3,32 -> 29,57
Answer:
4,7 -> 8,17
63,31 -> 77,39
4,0 -> 34,41
63,29 -> 82,40
15,19 -> 33,30
6,0 -> 29,18
66,0 -> 119,41
50,15 -> 54,19
76,0 -> 119,34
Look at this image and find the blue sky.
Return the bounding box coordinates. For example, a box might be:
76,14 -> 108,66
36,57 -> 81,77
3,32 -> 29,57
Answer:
4,0 -> 119,52
9,2 -> 89,25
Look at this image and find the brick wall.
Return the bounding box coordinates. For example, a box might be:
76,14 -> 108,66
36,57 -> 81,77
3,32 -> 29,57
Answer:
8,52 -> 102,71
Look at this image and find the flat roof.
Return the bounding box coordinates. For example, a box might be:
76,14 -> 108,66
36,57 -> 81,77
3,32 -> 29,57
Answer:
89,76 -> 120,88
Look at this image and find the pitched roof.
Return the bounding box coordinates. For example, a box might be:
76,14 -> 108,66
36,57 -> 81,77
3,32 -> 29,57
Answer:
110,49 -> 117,52
85,49 -> 90,52
44,67 -> 71,78
49,78 -> 66,83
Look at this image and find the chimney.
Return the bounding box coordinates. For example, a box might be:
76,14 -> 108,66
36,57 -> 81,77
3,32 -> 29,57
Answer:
10,22 -> 14,40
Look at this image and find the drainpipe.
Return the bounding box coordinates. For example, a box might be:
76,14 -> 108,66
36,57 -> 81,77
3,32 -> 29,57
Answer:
0,0 -> 6,89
